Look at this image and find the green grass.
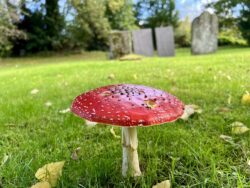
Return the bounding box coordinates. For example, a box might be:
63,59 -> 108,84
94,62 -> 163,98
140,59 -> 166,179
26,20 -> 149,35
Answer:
0,47 -> 250,187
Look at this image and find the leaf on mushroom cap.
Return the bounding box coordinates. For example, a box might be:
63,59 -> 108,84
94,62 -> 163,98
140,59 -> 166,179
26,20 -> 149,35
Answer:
71,84 -> 184,127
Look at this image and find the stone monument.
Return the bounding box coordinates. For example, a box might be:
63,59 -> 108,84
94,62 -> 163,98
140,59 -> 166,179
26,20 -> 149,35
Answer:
109,31 -> 132,59
191,11 -> 218,55
132,29 -> 154,56
155,26 -> 175,57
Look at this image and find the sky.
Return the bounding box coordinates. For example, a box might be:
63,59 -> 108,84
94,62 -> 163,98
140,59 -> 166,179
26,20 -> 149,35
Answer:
175,0 -> 217,20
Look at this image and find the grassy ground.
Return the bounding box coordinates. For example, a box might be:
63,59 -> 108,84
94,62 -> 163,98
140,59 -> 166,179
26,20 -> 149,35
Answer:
0,47 -> 250,187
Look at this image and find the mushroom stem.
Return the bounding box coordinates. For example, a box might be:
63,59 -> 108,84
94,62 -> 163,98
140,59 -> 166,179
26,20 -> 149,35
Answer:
122,127 -> 141,177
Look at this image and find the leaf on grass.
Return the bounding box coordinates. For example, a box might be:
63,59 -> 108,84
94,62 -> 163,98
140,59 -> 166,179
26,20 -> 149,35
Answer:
247,159 -> 250,166
119,54 -> 143,61
227,94 -> 232,105
85,120 -> 97,128
45,101 -> 52,107
133,74 -> 138,80
71,147 -> 81,160
59,108 -> 70,114
241,91 -> 250,106
31,89 -> 39,95
152,180 -> 171,188
215,107 -> 231,113
231,122 -> 249,135
1,154 -> 10,166
107,73 -> 115,80
180,104 -> 202,120
35,161 -> 65,187
219,135 -> 233,142
31,181 -> 51,188
110,127 -> 120,139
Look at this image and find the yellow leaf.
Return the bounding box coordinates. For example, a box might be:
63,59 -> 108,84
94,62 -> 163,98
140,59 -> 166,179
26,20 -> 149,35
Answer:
180,104 -> 202,120
85,120 -> 97,128
31,182 -> 51,188
145,99 -> 157,109
241,91 -> 250,105
110,127 -> 121,139
107,73 -> 115,80
152,180 -> 171,188
119,54 -> 143,61
35,161 -> 65,187
231,122 -> 249,135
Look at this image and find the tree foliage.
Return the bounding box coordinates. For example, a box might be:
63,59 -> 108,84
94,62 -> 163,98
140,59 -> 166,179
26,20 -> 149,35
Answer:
209,0 -> 250,45
135,0 -> 179,28
0,1 -> 26,56
106,0 -> 136,30
69,0 -> 110,50
12,0 -> 65,55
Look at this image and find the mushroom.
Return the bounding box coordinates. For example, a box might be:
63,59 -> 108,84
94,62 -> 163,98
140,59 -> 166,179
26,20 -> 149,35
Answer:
71,84 -> 184,177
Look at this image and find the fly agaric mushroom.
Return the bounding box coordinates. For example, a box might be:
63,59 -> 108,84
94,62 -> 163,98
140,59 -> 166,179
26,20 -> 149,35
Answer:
71,84 -> 184,177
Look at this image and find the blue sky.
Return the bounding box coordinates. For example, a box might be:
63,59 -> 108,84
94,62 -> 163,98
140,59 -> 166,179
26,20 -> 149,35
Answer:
175,0 -> 216,20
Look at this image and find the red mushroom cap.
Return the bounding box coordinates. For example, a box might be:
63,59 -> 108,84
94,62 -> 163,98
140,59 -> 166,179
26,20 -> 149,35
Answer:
71,84 -> 184,127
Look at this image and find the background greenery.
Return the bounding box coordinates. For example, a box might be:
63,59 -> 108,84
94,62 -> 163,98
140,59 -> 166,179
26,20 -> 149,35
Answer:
0,0 -> 249,57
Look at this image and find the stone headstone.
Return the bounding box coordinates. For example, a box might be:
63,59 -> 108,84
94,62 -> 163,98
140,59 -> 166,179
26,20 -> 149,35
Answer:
155,26 -> 175,57
191,11 -> 218,55
132,29 -> 154,56
109,31 -> 132,59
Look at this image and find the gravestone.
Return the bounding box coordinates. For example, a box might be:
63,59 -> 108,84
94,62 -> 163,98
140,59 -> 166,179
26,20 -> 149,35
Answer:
191,11 -> 218,55
132,29 -> 154,56
155,26 -> 175,57
109,31 -> 132,59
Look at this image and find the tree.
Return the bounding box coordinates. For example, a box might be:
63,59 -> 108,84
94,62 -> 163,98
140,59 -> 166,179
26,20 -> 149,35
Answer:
69,0 -> 110,50
208,0 -> 250,45
135,0 -> 179,28
239,2 -> 250,45
12,0 -> 65,55
0,1 -> 26,56
106,0 -> 136,30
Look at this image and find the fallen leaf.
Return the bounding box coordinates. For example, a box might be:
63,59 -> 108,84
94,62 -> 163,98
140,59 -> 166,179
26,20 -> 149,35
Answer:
241,91 -> 250,105
1,154 -> 10,166
119,54 -> 143,61
85,120 -> 97,127
152,180 -> 171,188
35,161 -> 65,187
215,107 -> 231,113
226,75 -> 232,81
247,159 -> 250,166
219,135 -> 233,142
227,94 -> 232,105
31,182 -> 51,188
145,99 -> 157,109
59,108 -> 70,114
180,104 -> 202,120
133,74 -> 138,80
71,147 -> 81,160
231,122 -> 249,135
45,101 -> 52,107
107,73 -> 115,80
31,89 -> 39,95
110,127 -> 121,139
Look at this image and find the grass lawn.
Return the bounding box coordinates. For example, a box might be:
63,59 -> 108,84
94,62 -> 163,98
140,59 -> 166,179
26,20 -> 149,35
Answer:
0,47 -> 250,187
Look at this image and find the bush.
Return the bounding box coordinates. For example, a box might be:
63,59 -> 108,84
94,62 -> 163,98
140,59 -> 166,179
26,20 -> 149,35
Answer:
175,17 -> 191,47
218,28 -> 247,46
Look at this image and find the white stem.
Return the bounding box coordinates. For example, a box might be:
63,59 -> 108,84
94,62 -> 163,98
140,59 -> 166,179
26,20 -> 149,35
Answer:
122,127 -> 141,177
